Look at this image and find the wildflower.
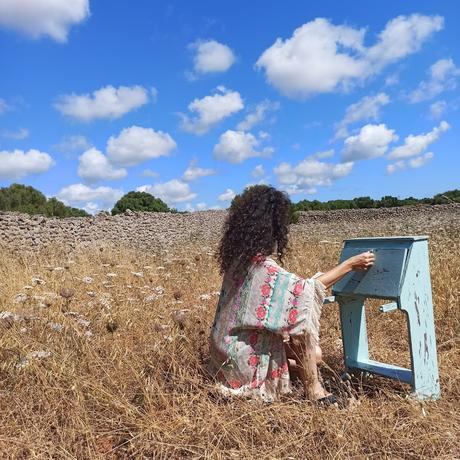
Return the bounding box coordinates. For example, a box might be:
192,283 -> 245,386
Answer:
131,271 -> 144,278
87,291 -> 96,297
199,293 -> 211,301
31,277 -> 45,286
84,330 -> 93,338
60,288 -> 75,300
155,286 -> 165,295
48,322 -> 63,332
14,293 -> 28,303
82,276 -> 93,284
76,317 -> 91,328
145,294 -> 157,303
171,309 -> 190,327
17,350 -> 52,369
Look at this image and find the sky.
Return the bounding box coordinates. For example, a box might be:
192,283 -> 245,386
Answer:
0,0 -> 459,213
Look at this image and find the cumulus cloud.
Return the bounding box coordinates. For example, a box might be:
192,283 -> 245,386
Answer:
251,164 -> 265,178
137,180 -> 196,204
107,126 -> 176,166
429,101 -> 447,119
218,188 -> 236,202
408,59 -> 460,103
334,93 -> 390,139
0,0 -> 89,42
55,85 -> 152,122
54,135 -> 92,154
236,100 -> 280,131
141,169 -> 159,178
388,121 -> 450,160
182,161 -> 216,182
274,157 -> 353,195
342,124 -> 398,161
179,86 -> 244,135
213,130 -> 273,164
256,14 -> 443,98
0,128 -> 29,139
387,152 -> 434,174
57,183 -> 123,211
0,149 -> 54,179
189,39 -> 235,77
78,148 -> 127,183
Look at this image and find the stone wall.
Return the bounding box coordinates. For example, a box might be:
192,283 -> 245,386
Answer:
0,204 -> 459,252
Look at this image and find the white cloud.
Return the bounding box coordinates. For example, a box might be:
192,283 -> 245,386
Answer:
0,128 -> 29,139
213,130 -> 273,163
236,100 -> 279,131
189,39 -> 235,76
274,157 -> 353,193
342,124 -> 398,161
409,59 -> 460,103
141,169 -> 159,178
182,162 -> 216,181
218,188 -> 236,202
107,126 -> 176,166
385,73 -> 399,86
55,85 -> 151,122
137,180 -> 196,204
0,149 -> 54,179
54,135 -> 92,154
78,148 -> 127,183
429,101 -> 447,119
179,86 -> 244,135
255,15 -> 443,98
388,121 -> 450,160
0,0 -> 89,42
334,93 -> 390,139
251,164 -> 265,178
57,183 -> 123,210
0,98 -> 10,114
311,149 -> 335,159
387,152 -> 434,174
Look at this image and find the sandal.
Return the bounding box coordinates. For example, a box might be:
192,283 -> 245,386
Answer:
314,394 -> 338,407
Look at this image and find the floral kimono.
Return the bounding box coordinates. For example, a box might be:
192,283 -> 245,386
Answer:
209,255 -> 326,402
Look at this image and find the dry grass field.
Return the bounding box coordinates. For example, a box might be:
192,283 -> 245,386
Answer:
0,219 -> 459,459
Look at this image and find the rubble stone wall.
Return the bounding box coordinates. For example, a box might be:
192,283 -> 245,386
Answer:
0,204 -> 458,252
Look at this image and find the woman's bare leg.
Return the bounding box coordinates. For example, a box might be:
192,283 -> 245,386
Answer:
286,334 -> 330,400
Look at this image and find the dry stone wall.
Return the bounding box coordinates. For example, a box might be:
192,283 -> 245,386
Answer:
0,204 -> 458,252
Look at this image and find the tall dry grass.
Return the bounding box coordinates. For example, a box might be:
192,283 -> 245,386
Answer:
0,225 -> 459,459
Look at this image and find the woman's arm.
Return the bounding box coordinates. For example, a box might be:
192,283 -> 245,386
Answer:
316,251 -> 375,289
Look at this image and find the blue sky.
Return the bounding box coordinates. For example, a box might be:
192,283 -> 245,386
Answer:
0,0 -> 459,213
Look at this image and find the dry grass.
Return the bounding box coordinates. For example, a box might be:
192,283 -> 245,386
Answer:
0,223 -> 459,459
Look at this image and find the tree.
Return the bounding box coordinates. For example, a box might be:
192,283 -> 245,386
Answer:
111,191 -> 174,215
0,183 -> 89,217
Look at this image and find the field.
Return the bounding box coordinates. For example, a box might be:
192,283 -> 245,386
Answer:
0,216 -> 459,459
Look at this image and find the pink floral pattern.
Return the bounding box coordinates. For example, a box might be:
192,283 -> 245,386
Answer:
209,257 -> 326,402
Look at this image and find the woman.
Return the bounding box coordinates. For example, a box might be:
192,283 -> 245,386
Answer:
209,185 -> 374,404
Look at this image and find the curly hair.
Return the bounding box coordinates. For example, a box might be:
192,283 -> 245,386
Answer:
217,185 -> 291,280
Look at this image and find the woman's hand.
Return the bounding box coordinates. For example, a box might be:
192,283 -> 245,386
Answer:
345,251 -> 375,271
316,251 -> 375,289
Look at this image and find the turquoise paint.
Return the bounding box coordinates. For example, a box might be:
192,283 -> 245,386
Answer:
332,236 -> 441,400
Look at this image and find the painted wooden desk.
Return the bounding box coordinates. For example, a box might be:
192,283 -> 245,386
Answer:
330,236 -> 440,400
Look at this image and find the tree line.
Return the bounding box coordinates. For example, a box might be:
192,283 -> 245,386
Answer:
0,183 -> 458,218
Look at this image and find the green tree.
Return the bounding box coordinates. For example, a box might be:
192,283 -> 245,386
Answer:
0,183 -> 89,217
111,191 -> 174,215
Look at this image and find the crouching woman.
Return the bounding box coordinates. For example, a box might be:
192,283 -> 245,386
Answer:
208,185 -> 374,403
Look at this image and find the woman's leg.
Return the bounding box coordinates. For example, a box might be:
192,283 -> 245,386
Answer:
286,334 -> 330,400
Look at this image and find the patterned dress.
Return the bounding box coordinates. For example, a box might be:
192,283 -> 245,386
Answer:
209,255 -> 326,402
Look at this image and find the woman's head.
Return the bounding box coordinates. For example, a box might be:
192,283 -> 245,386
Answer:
217,185 -> 291,277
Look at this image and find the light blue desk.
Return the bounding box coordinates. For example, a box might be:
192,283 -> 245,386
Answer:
330,236 -> 440,400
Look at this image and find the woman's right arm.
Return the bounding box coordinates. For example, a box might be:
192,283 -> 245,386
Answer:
316,251 -> 375,289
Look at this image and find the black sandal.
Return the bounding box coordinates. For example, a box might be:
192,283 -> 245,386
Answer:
314,394 -> 338,407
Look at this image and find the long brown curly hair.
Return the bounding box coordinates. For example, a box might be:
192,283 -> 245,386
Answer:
217,185 -> 291,280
